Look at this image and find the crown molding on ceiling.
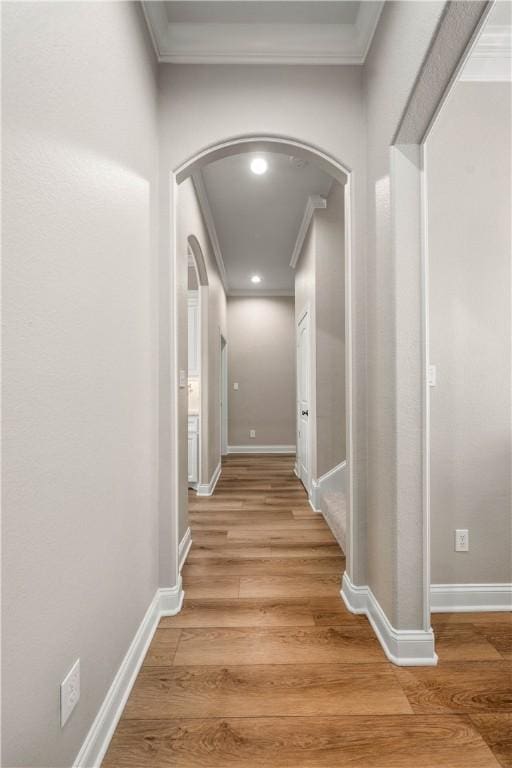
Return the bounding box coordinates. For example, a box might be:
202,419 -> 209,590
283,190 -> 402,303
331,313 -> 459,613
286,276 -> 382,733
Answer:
228,289 -> 294,298
289,194 -> 327,269
191,171 -> 229,292
142,2 -> 384,66
460,24 -> 512,81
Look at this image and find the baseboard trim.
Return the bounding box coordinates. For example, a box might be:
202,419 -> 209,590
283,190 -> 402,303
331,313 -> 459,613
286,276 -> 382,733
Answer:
196,461 -> 221,496
227,445 -> 296,454
341,573 -> 438,666
74,580 -> 184,767
178,527 -> 192,572
431,583 -> 512,612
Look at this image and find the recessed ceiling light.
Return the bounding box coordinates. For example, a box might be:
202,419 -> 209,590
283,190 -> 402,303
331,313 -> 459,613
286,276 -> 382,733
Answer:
251,275 -> 262,284
250,157 -> 268,175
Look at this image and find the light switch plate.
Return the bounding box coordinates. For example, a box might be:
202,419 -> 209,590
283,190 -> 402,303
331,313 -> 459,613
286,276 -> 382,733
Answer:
249,429 -> 256,438
428,365 -> 437,387
233,382 -> 239,390
61,659 -> 80,727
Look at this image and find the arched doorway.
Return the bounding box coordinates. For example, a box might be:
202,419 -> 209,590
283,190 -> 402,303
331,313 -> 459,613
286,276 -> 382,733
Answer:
167,134 -> 356,605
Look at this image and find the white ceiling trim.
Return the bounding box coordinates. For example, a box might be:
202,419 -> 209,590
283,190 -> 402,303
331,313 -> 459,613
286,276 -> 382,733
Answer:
460,24 -> 512,81
228,289 -> 294,298
289,195 -> 327,269
191,171 -> 229,292
142,2 -> 384,65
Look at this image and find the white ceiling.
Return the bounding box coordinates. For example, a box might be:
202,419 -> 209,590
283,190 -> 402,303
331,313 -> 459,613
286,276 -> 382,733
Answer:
143,1 -> 383,64
198,151 -> 334,294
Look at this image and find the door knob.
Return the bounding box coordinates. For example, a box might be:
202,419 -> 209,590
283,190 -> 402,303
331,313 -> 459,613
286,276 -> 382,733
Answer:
301,410 -> 309,416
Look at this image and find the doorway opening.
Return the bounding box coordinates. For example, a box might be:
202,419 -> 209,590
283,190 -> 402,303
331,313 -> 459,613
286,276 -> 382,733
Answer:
171,135 -> 354,593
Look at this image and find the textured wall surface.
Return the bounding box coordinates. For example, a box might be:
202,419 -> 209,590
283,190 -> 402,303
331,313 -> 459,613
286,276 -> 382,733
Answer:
227,297 -> 296,447
177,178 -> 227,537
363,0 -> 447,627
428,81 -> 512,585
2,3 -> 159,766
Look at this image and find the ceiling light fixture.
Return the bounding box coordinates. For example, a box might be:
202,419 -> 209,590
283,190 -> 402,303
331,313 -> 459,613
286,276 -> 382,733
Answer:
250,157 -> 268,175
251,275 -> 262,284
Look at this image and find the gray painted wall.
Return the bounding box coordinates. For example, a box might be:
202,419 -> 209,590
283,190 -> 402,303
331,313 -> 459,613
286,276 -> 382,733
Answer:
363,0 -> 446,628
227,297 -> 296,447
295,181 -> 346,480
2,3 -> 159,766
427,81 -> 512,585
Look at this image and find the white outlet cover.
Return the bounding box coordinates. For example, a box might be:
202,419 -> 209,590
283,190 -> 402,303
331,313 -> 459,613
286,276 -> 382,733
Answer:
233,382 -> 239,390
455,529 -> 469,552
61,659 -> 80,727
249,430 -> 256,438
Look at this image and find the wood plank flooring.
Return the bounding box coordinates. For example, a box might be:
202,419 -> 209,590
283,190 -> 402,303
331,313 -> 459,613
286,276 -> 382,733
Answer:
104,454 -> 511,768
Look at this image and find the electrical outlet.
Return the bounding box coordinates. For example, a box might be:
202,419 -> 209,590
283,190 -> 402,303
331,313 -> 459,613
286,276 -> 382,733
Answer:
61,659 -> 80,727
233,382 -> 239,390
249,429 -> 256,438
455,529 -> 469,552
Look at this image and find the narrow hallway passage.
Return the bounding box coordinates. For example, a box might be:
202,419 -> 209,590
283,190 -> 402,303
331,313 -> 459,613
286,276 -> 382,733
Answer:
103,456 -> 509,767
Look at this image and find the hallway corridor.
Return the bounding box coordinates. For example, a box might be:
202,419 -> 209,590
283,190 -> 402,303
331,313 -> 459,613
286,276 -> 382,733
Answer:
103,456 -> 510,767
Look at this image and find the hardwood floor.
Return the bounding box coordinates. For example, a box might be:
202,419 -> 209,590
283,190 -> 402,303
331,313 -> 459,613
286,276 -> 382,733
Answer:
103,454 -> 511,768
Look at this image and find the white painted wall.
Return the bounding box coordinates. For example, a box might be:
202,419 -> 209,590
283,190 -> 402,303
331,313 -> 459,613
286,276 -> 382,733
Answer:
177,178 -> 227,530
427,81 -> 512,585
227,297 -> 296,447
2,3 -> 159,766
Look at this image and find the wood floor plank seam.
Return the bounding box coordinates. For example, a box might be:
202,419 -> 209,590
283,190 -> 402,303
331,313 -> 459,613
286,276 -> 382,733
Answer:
103,455 -> 511,768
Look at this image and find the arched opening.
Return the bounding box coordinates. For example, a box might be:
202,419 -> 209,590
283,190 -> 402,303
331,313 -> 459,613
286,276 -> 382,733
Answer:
168,134 -> 356,604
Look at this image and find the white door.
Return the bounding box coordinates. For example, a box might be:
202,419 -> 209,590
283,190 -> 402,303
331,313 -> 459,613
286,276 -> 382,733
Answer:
297,311 -> 310,491
220,335 -> 228,456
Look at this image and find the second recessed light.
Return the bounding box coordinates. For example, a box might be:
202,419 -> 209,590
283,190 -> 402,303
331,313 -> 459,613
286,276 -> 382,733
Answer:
250,158 -> 268,175
251,275 -> 262,284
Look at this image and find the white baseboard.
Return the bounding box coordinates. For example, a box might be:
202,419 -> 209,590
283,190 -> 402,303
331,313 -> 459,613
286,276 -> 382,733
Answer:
196,461 -> 221,496
431,583 -> 512,612
341,573 -> 438,666
178,527 -> 192,572
74,580 -> 184,768
228,445 -> 296,454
